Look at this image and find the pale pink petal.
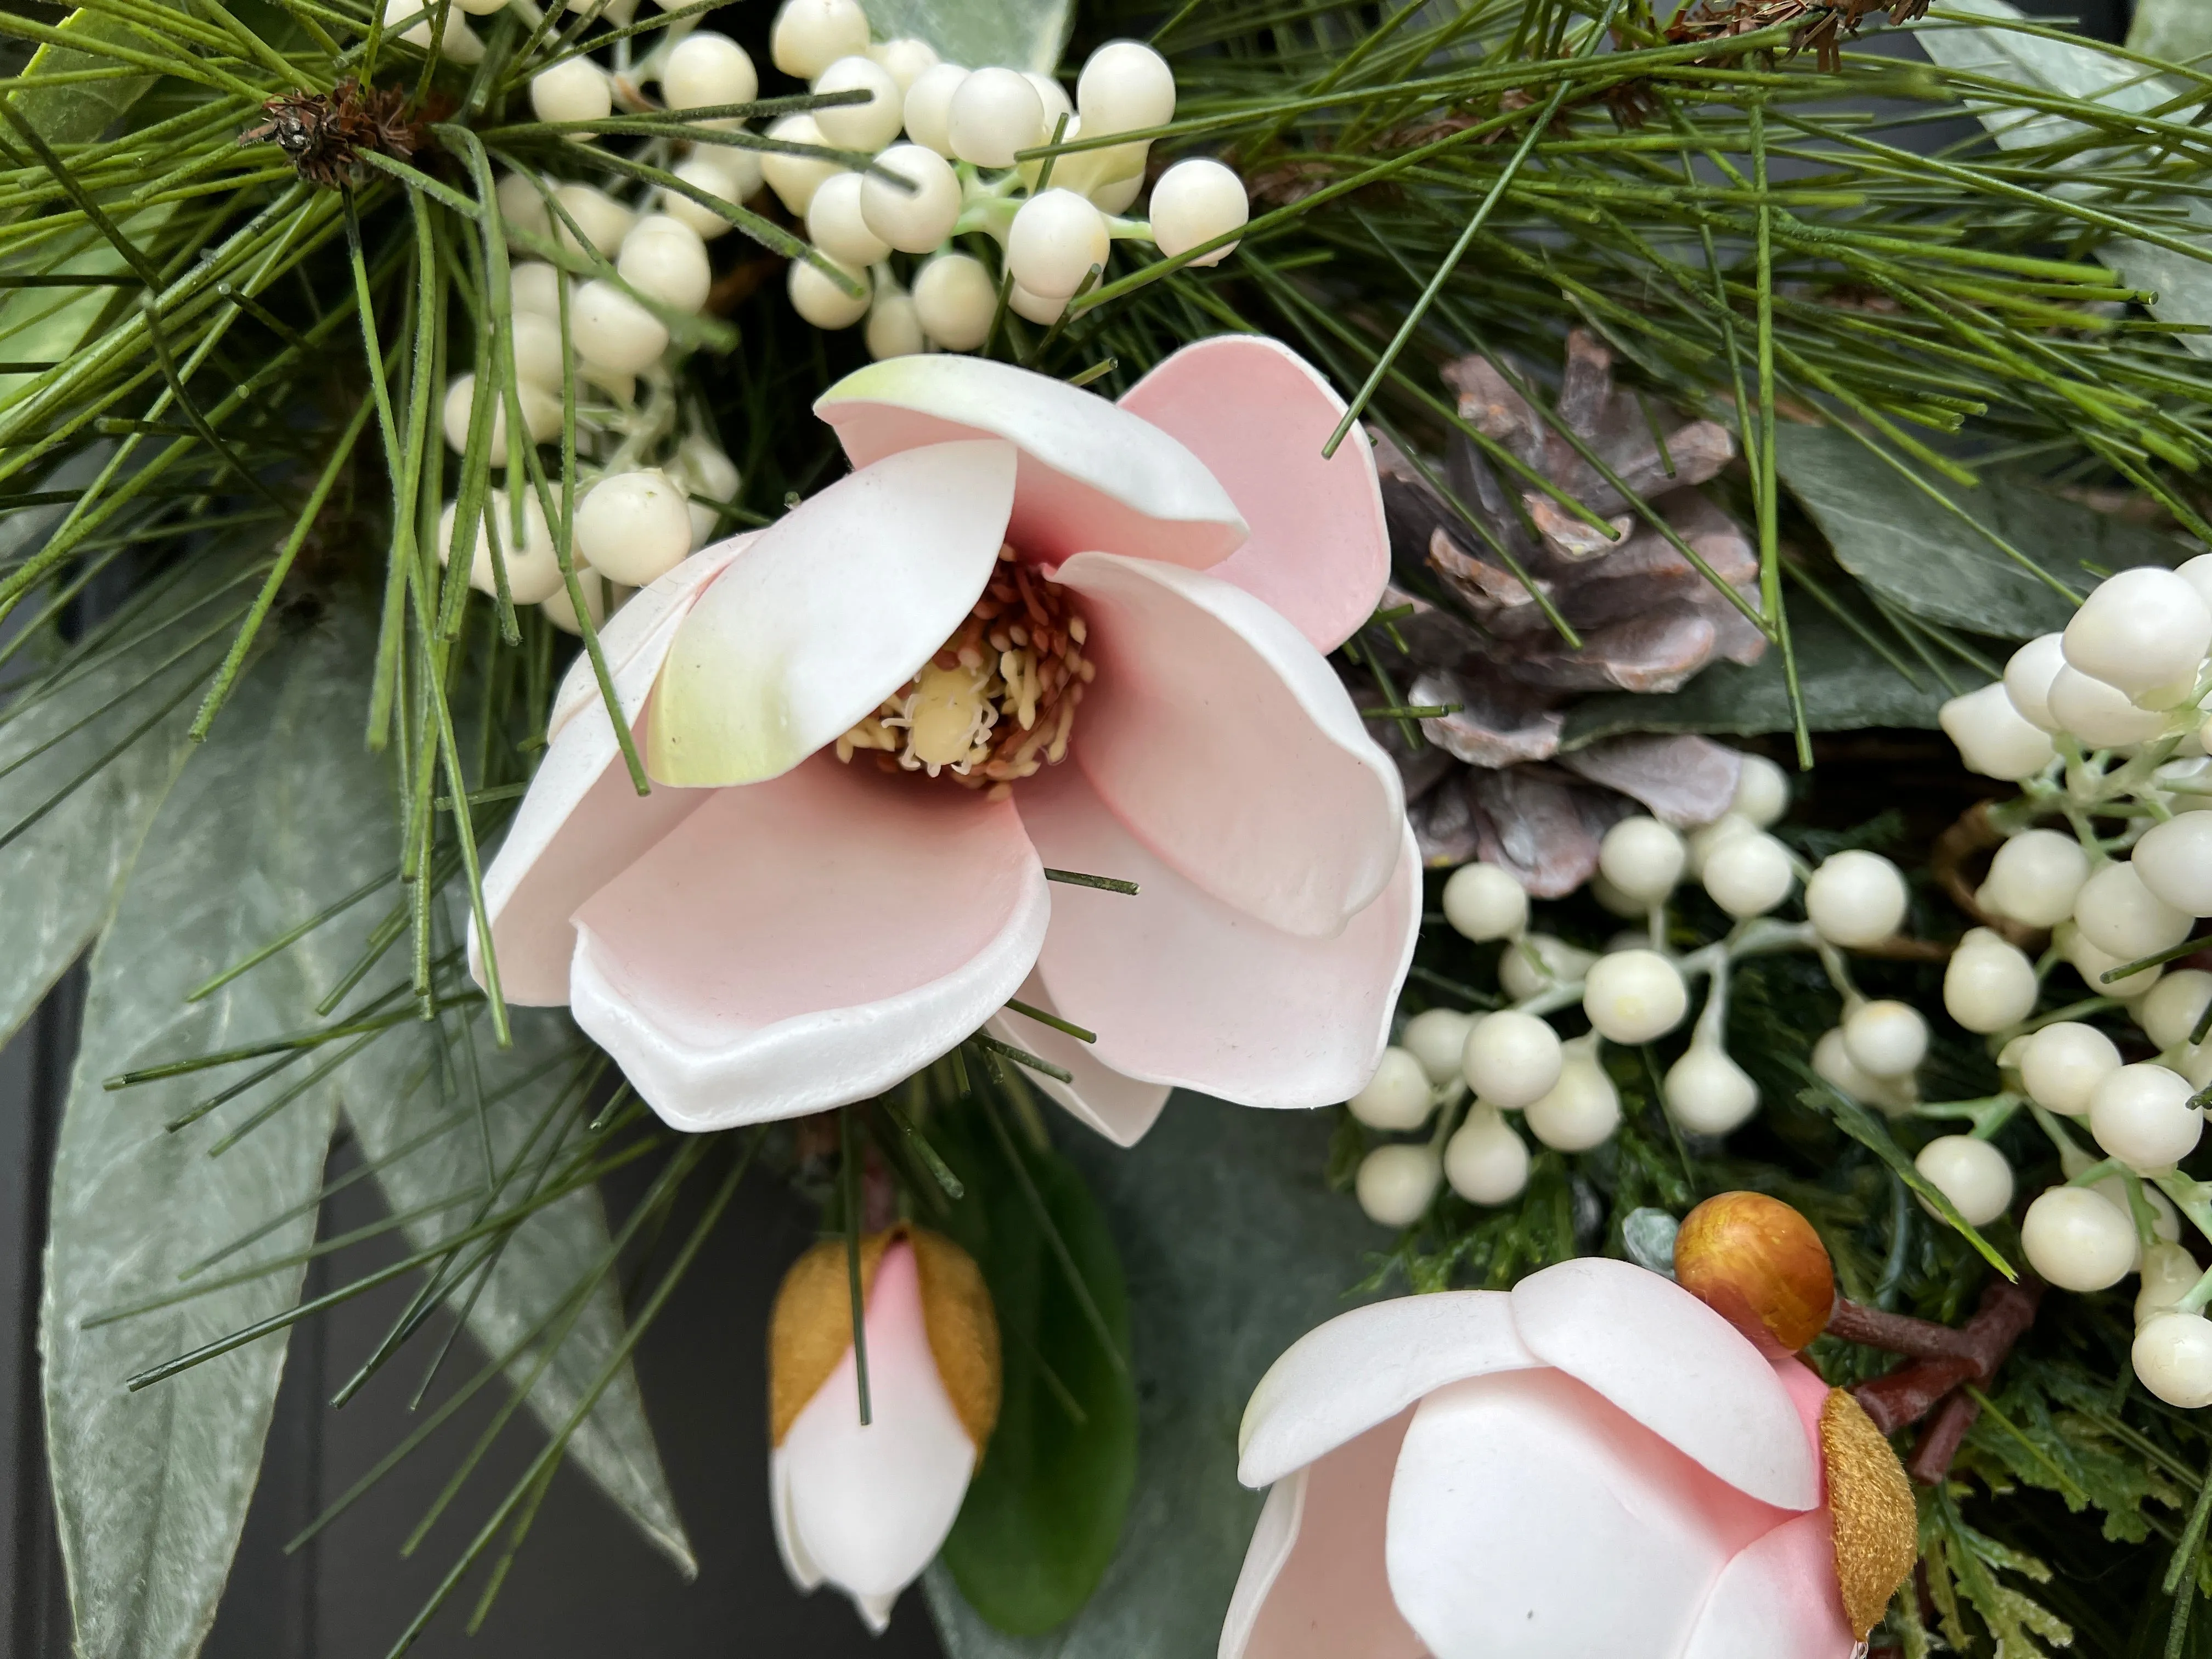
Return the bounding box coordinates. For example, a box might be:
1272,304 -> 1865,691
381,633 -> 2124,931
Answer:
648,440 -> 1016,786
569,757 -> 1048,1130
1774,1356 -> 1833,1462
549,535 -> 755,741
982,972 -> 1170,1147
775,1241 -> 977,1633
1386,1369 -> 1785,1659
1053,552 -> 1404,937
1222,1412 -> 1426,1659
1508,1258 -> 1821,1511
1118,337 -> 1388,653
815,355 -> 1245,569
1018,763 -> 1419,1111
1679,1510 -> 1857,1659
1237,1291 -> 1535,1489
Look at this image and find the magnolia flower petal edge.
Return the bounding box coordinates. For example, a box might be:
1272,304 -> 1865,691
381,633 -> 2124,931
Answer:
983,973 -> 1173,1147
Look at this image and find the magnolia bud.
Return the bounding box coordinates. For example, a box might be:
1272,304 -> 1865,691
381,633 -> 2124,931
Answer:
1673,1191 -> 1835,1353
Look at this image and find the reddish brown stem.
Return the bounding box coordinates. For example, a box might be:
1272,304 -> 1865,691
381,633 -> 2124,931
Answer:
1842,1278 -> 2042,1479
1906,1389 -> 1982,1484
1828,1297 -> 1982,1362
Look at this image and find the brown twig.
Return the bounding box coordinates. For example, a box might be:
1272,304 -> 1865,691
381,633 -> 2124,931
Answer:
1842,1278 -> 2044,1477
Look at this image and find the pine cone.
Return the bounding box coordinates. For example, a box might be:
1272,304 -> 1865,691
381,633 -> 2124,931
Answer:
1355,330 -> 1763,895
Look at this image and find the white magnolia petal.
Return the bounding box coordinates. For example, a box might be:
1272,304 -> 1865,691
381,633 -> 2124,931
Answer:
569,757 -> 1048,1130
815,354 -> 1246,568
983,972 -> 1171,1147
1238,1292 -> 1535,1489
1386,1370 -> 1775,1659
648,440 -> 1016,786
548,534 -> 754,741
1508,1257 -> 1820,1511
1224,1414 -> 1426,1659
1678,1509 -> 1857,1659
769,1445 -> 823,1592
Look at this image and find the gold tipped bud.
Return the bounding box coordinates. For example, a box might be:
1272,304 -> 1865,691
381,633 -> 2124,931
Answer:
768,1224 -> 1002,1451
1820,1387 -> 1918,1637
1673,1191 -> 1835,1353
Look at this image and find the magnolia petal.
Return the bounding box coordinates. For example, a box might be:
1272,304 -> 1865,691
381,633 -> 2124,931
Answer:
776,1241 -> 979,1631
1054,552 -> 1404,938
1386,1370 -> 1781,1659
1019,764 -> 1419,1111
1237,1291 -> 1535,1489
815,355 -> 1246,568
648,441 -> 1016,787
982,972 -> 1170,1147
1222,1413 -> 1426,1659
1118,337 -> 1388,653
1679,1510 -> 1857,1659
1509,1257 -> 1821,1512
548,535 -> 755,741
568,757 -> 1048,1130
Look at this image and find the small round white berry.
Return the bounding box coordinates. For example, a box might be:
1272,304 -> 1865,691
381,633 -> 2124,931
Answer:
1804,849 -> 1909,947
1700,831 -> 1795,919
760,115 -> 838,216
2064,566 -> 2212,704
1596,816 -> 1685,906
531,57 -> 611,129
1524,1046 -> 1621,1152
1729,753 -> 1790,827
911,252 -> 994,349
437,489 -> 563,603
541,567 -> 606,636
805,171 -> 891,268
1348,1046 -> 1433,1131
2003,633 -> 2068,732
386,0 -> 483,60
1915,1135 -> 2015,1227
570,279 -> 668,374
1401,1008 -> 1474,1086
669,434 -> 738,547
442,373 -> 559,458
1982,829 -> 2090,928
2019,1021 -> 2121,1116
1498,934 -> 1596,1002
868,37 -> 939,91
1843,999 -> 1928,1080
787,253 -> 871,330
2064,923 -> 2165,1001
2091,1062 -> 2203,1172
2075,860 -> 2193,965
1942,681 -> 2058,780
2181,552 -> 2212,613
1685,812 -> 1757,879
617,216 -> 712,313
1006,188 -> 1110,300
509,261 -> 564,319
859,143 -> 961,253
2136,1312 -> 2212,1406
662,31 -> 758,117
864,290 -> 926,359
1086,159 -> 1144,213
1441,862 -> 1528,942
900,62 -> 967,156
949,67 -> 1045,167
506,312 -> 564,392
2140,1241 -> 2202,1324
770,0 -> 868,79
1008,283 -> 1065,324
1443,1108 -> 1530,1206
661,148 -> 761,239
813,55 -> 905,152
574,468 -> 693,586
452,0 -> 505,18
496,172 -> 550,240
2145,970 -> 2212,1052
2022,1186 -> 2138,1291
1024,70 -> 1073,132
2134,814 -> 2212,918
550,183 -> 635,261
1662,1042 -> 1760,1135
1943,927 -> 2039,1034
1813,1026 -> 1916,1115
1581,949 -> 1689,1044
1149,158 -> 1249,266
2047,664 -> 2167,749
1356,1143 -> 1440,1227
1460,1009 -> 1564,1109
1076,40 -> 1176,137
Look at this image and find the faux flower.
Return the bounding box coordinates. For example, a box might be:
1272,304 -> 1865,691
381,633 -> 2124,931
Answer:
769,1226 -> 1000,1629
1219,1256 -> 1917,1659
473,337 -> 1418,1142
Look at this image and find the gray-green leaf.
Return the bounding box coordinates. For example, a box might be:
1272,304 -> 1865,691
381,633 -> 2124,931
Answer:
2129,0 -> 2212,65
927,1097 -> 1386,1658
859,0 -> 1071,75
1775,424 -> 2186,640
42,607 -> 390,1659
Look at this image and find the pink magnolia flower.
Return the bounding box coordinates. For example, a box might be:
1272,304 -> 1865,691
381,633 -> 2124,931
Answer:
1222,1257 -> 1912,1659
473,337 -> 1419,1141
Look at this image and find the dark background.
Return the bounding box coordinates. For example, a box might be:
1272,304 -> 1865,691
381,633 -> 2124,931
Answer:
0,1 -> 2145,1654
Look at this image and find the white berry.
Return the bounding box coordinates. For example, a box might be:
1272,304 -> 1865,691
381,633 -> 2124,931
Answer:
806,171 -> 891,267
2134,815 -> 2212,918
868,37 -> 939,91
2076,860 -> 2192,966
2140,1242 -> 2202,1325
663,31 -> 757,117
1348,1046 -> 1432,1131
1524,1044 -> 1621,1152
2064,924 -> 2166,1001
506,312 -> 564,392
1007,188 -> 1110,300
1729,753 -> 1790,827
2047,664 -> 2166,748
1844,999 -> 1928,1080
574,468 -> 692,586
2091,1062 -> 2202,1172
770,0 -> 868,79
2145,970 -> 2212,1052
1597,816 -> 1685,905
1441,862 -> 1528,942
1813,1026 -> 1916,1115
617,216 -> 711,313
662,148 -> 761,239
912,252 -> 994,349
1356,1144 -> 1440,1227
531,57 -> 611,129
669,435 -> 738,546
1443,1109 -> 1530,1206
2019,1020 -> 2121,1116
2021,1186 -> 2138,1291
1401,1008 -> 1474,1086
949,67 -> 1044,167
1581,949 -> 1688,1044
570,280 -> 668,375
1149,158 -> 1248,266
1805,849 -> 1909,947
864,290 -> 926,359
787,254 -> 870,330
1076,40 -> 1176,136
1942,681 -> 2058,780
859,143 -> 962,253
814,55 -> 905,152
541,567 -> 606,636
2004,633 -> 2068,732
442,373 -> 558,458
550,183 -> 634,261
496,172 -> 550,240
1915,1135 -> 2015,1227
900,63 -> 967,156
2064,566 -> 2212,704
1498,934 -> 1596,1002
509,261 -> 563,319
760,115 -> 838,216
387,0 -> 482,61
1943,928 -> 2039,1034
1685,812 -> 1756,879
1982,829 -> 2090,928
2136,1312 -> 2212,1407
1460,1009 -> 1563,1109
1700,831 -> 1794,918
437,489 -> 563,603
1024,70 -> 1073,133
1663,1042 -> 1759,1135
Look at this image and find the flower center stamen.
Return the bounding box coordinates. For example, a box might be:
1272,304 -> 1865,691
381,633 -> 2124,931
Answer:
836,546 -> 1094,802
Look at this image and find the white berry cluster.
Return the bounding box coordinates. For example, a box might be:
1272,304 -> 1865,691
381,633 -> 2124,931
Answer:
1350,750 -> 1923,1228
1927,558 -> 2212,1409
761,0 -> 1250,352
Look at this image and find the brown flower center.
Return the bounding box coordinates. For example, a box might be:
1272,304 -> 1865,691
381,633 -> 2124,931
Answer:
836,546 -> 1094,801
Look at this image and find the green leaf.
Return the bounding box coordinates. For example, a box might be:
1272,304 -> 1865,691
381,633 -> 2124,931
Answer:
13,2 -> 187,148
858,0 -> 1070,74
1796,1079 -> 2015,1279
926,1097 -> 1387,1658
338,995 -> 695,1573
41,605 -> 388,1659
2129,0 -> 2212,65
1775,424 -> 2186,640
930,1102 -> 1137,1635
1558,607 -> 1946,749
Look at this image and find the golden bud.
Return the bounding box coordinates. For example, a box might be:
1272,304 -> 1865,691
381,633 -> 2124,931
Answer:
1673,1191 -> 1835,1354
1820,1386 -> 1919,1638
769,1224 -> 1002,1451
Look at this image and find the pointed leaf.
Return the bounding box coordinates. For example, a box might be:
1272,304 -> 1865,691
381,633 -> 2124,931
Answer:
858,0 -> 1070,74
2129,0 -> 2212,66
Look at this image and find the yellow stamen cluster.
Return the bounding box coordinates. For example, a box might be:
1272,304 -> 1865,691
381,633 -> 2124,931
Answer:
837,546 -> 1094,801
